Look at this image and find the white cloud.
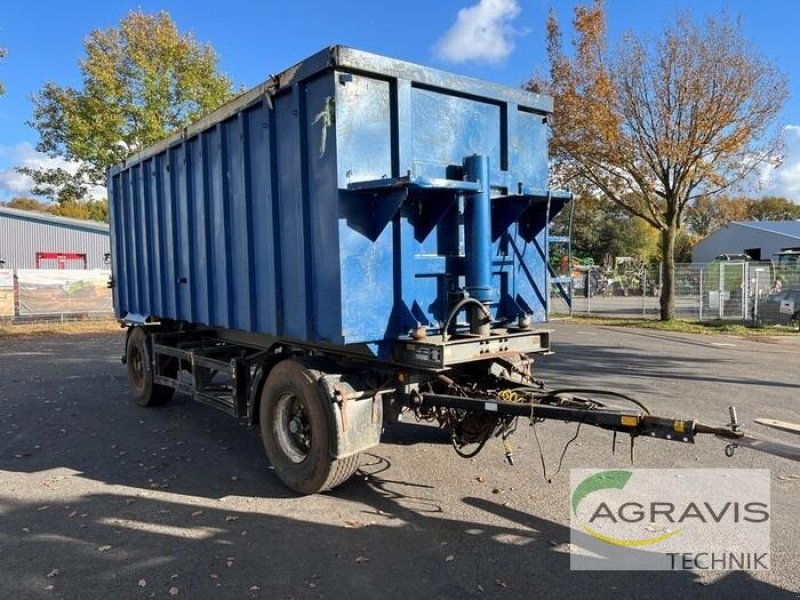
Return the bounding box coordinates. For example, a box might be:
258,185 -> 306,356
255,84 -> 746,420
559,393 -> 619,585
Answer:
434,0 -> 521,64
760,125 -> 800,201
0,142 -> 105,201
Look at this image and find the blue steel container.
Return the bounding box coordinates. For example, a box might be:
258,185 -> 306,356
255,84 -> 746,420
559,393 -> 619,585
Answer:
108,46 -> 569,357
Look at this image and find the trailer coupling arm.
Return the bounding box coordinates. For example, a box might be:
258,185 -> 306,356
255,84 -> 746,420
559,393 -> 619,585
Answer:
404,389 -> 799,465
413,391 -> 714,444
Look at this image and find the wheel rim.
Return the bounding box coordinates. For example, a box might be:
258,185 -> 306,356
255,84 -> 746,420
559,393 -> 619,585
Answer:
273,391 -> 312,463
129,343 -> 146,392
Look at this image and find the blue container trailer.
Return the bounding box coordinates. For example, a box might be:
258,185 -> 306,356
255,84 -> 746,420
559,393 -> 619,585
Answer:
110,47 -> 753,493
110,46 -> 569,354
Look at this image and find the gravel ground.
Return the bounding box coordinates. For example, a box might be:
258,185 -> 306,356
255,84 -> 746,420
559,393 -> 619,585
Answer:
0,323 -> 798,599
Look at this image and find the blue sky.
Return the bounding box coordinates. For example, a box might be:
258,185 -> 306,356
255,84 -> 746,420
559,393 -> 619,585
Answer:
1,0 -> 799,201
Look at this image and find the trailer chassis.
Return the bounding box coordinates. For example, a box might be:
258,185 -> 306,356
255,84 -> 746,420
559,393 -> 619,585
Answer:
117,320 -> 800,496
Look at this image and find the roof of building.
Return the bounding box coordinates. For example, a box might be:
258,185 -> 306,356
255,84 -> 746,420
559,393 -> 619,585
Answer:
733,220 -> 800,240
0,206 -> 109,235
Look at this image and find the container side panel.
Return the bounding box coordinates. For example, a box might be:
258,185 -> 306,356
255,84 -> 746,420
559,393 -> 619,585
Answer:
504,224 -> 547,321
142,159 -> 161,314
338,221 -> 394,342
122,170 -> 141,312
410,87 -> 501,181
145,158 -> 167,316
173,144 -> 192,321
305,75 -> 343,343
335,74 -> 392,187
183,143 -> 198,321
245,102 -> 279,334
207,125 -> 231,328
275,89 -> 308,339
224,115 -> 253,331
133,165 -> 153,316
394,80 -> 413,179
188,136 -> 210,325
200,134 -> 215,324
157,153 -> 177,317
109,174 -> 126,313
515,108 -> 549,191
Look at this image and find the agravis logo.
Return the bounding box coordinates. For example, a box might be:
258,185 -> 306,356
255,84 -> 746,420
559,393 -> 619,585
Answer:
572,470 -> 681,547
569,469 -> 771,571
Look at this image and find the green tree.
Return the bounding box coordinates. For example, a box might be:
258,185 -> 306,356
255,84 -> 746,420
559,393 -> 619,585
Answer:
20,11 -> 235,204
2,197 -> 50,212
553,194 -> 659,264
49,198 -> 109,223
685,195 -> 800,240
685,195 -> 751,238
748,196 -> 800,221
530,2 -> 787,319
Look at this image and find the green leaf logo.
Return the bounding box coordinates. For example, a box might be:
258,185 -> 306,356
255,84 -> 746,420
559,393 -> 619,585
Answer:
572,470 -> 680,547
572,470 -> 632,515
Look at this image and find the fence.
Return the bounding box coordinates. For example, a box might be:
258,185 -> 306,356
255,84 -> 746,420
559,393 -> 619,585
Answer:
0,269 -> 113,321
552,261 -> 800,326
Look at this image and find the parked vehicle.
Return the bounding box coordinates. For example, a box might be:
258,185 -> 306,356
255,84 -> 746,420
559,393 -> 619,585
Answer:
108,47 -> 781,494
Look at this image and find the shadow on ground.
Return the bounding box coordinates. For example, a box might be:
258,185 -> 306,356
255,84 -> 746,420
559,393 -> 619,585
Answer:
1,333 -> 796,599
0,463 -> 793,600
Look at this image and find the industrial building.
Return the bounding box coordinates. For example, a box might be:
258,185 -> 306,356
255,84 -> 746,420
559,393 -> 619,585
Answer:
0,206 -> 110,270
692,220 -> 800,263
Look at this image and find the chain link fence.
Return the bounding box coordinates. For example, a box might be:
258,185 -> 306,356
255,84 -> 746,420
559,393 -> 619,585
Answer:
0,268 -> 113,322
552,261 -> 800,327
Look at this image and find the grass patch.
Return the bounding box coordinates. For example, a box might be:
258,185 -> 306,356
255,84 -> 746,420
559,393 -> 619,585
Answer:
554,315 -> 799,336
0,318 -> 123,338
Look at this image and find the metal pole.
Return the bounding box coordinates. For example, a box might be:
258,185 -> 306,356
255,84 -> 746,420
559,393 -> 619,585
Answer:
587,269 -> 592,315
642,269 -> 646,317
742,263 -> 747,321
463,154 -> 493,336
699,269 -> 704,321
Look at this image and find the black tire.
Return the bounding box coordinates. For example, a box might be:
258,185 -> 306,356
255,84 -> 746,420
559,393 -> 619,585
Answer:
126,327 -> 175,407
259,359 -> 360,494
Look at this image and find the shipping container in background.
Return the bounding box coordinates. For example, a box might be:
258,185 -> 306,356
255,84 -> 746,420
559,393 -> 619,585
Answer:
109,46 -> 779,495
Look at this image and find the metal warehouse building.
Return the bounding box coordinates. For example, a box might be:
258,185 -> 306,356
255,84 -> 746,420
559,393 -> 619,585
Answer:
692,220 -> 800,263
0,206 -> 110,270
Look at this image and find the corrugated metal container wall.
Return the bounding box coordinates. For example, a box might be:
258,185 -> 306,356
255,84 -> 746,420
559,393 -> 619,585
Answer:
109,46 -> 568,354
0,208 -> 110,269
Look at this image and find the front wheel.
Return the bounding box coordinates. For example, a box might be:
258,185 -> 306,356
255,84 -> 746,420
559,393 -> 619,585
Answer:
259,359 -> 360,494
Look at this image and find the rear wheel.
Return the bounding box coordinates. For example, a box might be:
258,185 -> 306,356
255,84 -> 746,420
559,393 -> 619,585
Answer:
126,327 -> 176,407
260,359 -> 360,494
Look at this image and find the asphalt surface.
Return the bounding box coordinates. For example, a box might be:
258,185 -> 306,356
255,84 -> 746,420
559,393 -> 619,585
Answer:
0,323 -> 798,599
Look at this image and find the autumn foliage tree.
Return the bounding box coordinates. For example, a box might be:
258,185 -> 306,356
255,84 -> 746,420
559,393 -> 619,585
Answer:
685,195 -> 800,238
529,1 -> 788,319
21,11 -> 235,204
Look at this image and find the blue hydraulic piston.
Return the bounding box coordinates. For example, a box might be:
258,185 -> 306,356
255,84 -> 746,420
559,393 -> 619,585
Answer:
463,154 -> 493,336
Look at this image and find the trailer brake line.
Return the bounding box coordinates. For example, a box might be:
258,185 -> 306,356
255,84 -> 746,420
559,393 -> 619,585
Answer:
531,388 -> 652,415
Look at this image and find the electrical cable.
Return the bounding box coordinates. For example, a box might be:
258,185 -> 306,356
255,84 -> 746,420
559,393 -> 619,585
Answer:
537,388 -> 651,414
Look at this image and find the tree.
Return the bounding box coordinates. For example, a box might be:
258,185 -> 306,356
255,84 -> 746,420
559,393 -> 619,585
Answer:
685,195 -> 751,238
552,194 -> 659,263
2,197 -> 50,212
20,11 -> 235,204
530,2 -> 787,319
748,196 -> 800,221
685,195 -> 800,239
1,196 -> 109,222
50,199 -> 109,222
